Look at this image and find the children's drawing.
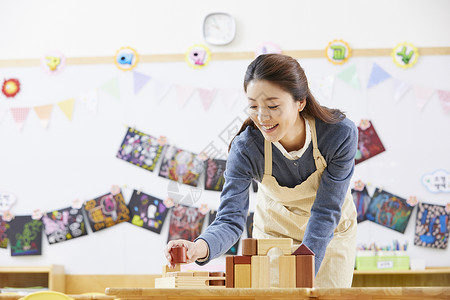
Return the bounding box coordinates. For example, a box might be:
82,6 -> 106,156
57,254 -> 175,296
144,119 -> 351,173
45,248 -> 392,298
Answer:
128,189 -> 169,234
247,212 -> 254,238
351,187 -> 371,223
159,145 -> 204,187
42,207 -> 88,244
116,127 -> 165,172
167,205 -> 206,243
355,120 -> 386,165
365,188 -> 413,233
83,191 -> 130,232
414,202 -> 449,249
0,216 -> 10,249
208,210 -> 239,255
8,216 -> 43,256
204,158 -> 226,191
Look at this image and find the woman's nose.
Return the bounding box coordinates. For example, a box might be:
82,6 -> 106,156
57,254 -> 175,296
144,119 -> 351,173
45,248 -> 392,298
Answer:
257,107 -> 271,123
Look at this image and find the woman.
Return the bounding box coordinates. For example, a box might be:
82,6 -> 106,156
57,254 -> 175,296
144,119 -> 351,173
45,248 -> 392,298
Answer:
165,54 -> 358,287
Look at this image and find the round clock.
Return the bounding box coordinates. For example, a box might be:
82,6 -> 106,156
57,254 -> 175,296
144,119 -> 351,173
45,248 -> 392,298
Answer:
203,12 -> 236,45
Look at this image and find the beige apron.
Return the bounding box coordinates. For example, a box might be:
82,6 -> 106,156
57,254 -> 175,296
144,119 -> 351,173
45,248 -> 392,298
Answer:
253,116 -> 357,288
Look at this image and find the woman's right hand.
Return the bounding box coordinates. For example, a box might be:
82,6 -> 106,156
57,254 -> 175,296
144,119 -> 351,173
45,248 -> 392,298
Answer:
165,239 -> 209,268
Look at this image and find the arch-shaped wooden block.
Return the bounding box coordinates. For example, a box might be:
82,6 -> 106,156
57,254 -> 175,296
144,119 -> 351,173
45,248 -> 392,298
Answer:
257,238 -> 293,256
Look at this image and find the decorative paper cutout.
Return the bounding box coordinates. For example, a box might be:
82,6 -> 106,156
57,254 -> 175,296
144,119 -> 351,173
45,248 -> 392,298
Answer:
446,203 -> 450,214
151,79 -> 173,102
57,98 -> 75,121
437,90 -> 450,114
2,79 -> 20,98
71,198 -> 83,209
115,46 -> 139,71
116,127 -> 165,172
133,71 -> 152,94
0,191 -> 16,214
217,88 -> 239,111
163,197 -> 175,208
413,85 -> 434,111
414,202 -> 449,249
41,51 -> 66,74
208,210 -> 239,255
355,120 -> 385,165
336,64 -> 360,89
392,42 -> 419,68
392,79 -> 412,103
199,203 -> 209,215
42,207 -> 88,244
365,188 -> 413,233
31,209 -> 43,220
83,190 -> 130,232
34,104 -> 53,129
158,145 -> 205,187
351,186 -> 371,223
2,210 -> 14,222
422,170 -> 450,193
8,216 -> 43,256
0,216 -> 9,249
100,77 -> 120,100
353,180 -> 365,192
175,85 -> 195,108
128,189 -> 168,234
197,88 -> 217,111
204,158 -> 226,191
255,42 -> 282,57
167,205 -> 206,243
367,63 -> 391,88
157,135 -> 167,146
325,40 -> 351,65
407,196 -> 419,207
185,44 -> 211,69
79,89 -> 98,113
10,107 -> 30,131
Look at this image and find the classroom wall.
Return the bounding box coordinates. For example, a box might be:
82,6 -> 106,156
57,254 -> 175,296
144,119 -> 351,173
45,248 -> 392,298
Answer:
0,0 -> 449,275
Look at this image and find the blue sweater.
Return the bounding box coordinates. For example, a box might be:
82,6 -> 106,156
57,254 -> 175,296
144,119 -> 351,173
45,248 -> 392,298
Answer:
196,117 -> 358,274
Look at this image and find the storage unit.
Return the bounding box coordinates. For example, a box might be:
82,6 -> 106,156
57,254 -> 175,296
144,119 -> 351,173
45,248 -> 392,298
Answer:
0,265 -> 65,293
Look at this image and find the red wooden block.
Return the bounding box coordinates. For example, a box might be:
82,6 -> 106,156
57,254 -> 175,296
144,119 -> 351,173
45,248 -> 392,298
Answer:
170,246 -> 187,264
234,255 -> 251,264
209,271 -> 226,286
242,238 -> 257,256
296,255 -> 315,288
292,244 -> 315,256
226,256 -> 234,288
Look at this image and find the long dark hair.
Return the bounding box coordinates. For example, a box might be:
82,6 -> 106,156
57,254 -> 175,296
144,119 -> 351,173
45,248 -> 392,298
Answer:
229,53 -> 345,151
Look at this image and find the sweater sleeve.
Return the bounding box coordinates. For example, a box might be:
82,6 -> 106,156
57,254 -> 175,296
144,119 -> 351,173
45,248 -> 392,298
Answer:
195,139 -> 253,265
301,121 -> 358,275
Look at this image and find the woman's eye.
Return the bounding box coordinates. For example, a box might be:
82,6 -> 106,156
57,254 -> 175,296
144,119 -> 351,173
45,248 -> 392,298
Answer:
249,106 -> 257,109
268,105 -> 279,109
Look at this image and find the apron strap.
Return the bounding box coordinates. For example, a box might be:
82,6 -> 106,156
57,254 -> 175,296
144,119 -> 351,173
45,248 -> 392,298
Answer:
264,139 -> 272,175
306,116 -> 327,170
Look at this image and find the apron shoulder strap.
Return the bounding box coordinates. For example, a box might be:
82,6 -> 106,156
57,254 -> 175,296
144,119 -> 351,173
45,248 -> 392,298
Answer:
264,139 -> 272,175
306,115 -> 327,170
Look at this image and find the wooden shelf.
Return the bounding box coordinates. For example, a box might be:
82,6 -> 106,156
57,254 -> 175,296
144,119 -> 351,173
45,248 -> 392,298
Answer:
0,265 -> 65,293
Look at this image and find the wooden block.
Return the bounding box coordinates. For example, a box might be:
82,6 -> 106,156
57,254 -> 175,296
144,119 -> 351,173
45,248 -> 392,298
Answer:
296,255 -> 315,288
234,264 -> 251,288
292,244 -> 315,256
209,272 -> 225,286
251,255 -> 269,288
242,238 -> 258,256
162,264 -> 180,277
257,238 -> 293,256
225,256 -> 234,288
170,246 -> 187,264
165,271 -> 194,277
193,271 -> 210,277
155,276 -> 226,288
234,255 -> 251,264
279,255 -> 296,288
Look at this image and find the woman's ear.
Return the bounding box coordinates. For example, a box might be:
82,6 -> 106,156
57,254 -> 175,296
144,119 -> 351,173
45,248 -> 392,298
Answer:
298,99 -> 306,112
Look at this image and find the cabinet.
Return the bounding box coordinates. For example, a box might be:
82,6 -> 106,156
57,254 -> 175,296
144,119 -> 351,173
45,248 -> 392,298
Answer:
0,265 -> 65,293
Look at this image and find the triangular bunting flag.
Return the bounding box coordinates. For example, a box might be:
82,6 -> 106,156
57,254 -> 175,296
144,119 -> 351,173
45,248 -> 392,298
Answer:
175,85 -> 195,108
217,88 -> 239,110
437,90 -> 450,114
197,88 -> 217,111
336,64 -> 360,90
10,107 -> 30,131
413,85 -> 434,111
392,79 -> 411,103
152,79 -> 173,102
313,75 -> 335,101
57,98 -> 75,121
100,77 -> 120,100
133,71 -> 151,94
79,89 -> 98,113
33,104 -> 53,129
367,63 -> 391,88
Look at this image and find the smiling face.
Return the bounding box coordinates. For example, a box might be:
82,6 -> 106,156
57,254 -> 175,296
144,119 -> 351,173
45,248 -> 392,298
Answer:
246,80 -> 306,145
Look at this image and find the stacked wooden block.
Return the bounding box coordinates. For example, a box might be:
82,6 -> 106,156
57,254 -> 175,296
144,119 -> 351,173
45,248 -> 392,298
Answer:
226,238 -> 315,288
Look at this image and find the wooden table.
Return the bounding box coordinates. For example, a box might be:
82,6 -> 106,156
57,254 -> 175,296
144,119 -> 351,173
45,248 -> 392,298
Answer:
105,287 -> 450,299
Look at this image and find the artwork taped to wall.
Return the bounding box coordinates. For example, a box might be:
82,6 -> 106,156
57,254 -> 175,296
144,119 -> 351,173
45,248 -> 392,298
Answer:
8,216 -> 43,256
204,158 -> 226,191
365,188 -> 413,233
42,207 -> 88,245
159,145 -> 205,187
116,127 -> 165,172
128,189 -> 169,234
355,120 -> 386,165
414,202 -> 449,249
0,216 -> 9,249
208,210 -> 239,255
83,191 -> 130,232
246,212 -> 254,238
351,187 -> 371,223
167,205 -> 206,243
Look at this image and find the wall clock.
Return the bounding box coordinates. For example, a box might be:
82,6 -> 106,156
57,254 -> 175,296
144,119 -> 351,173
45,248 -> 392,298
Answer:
203,12 -> 236,46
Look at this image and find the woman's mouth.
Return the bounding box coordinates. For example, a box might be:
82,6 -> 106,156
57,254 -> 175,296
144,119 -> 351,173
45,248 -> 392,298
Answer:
261,124 -> 279,132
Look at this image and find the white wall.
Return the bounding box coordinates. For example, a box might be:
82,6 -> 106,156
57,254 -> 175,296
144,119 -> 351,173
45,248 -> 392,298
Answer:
0,0 -> 449,275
